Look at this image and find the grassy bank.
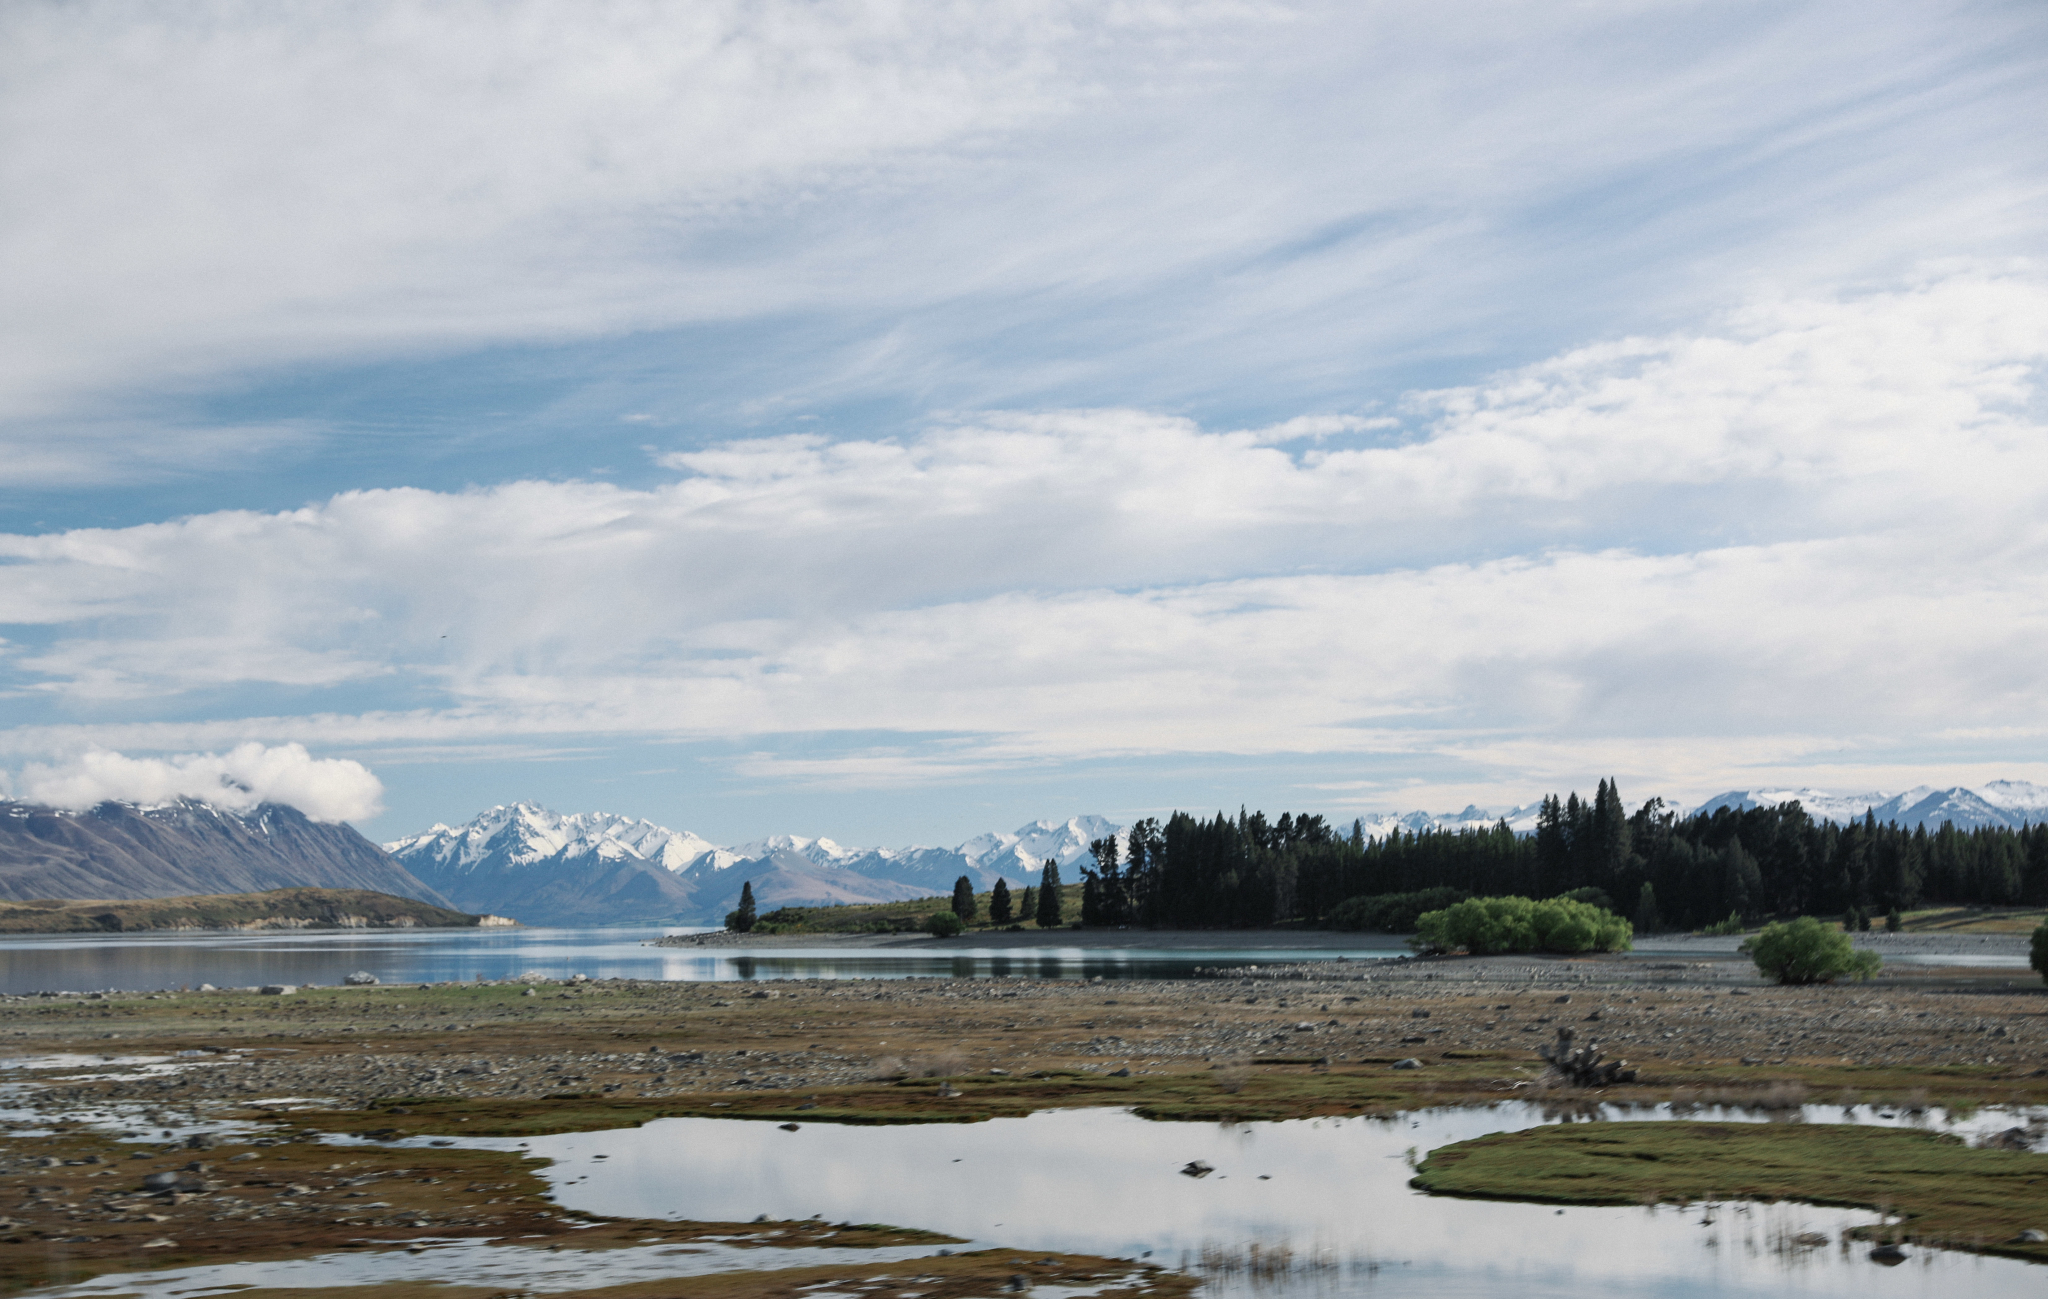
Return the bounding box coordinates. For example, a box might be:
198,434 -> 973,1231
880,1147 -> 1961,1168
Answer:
749,882 -> 1087,934
0,888 -> 489,933
1412,1121 -> 2048,1261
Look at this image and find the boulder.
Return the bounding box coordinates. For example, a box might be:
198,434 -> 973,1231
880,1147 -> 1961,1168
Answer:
1392,1058 -> 1424,1070
1179,1160 -> 1214,1178
343,971 -> 379,986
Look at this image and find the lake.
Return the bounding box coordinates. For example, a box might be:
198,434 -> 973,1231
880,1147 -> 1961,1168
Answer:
0,927 -> 1406,994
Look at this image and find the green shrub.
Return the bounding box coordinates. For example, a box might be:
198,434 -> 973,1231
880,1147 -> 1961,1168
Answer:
923,910 -> 964,938
1411,895 -> 1631,955
1740,916 -> 1881,984
1699,911 -> 1746,936
1325,887 -> 1469,932
2031,921 -> 2047,986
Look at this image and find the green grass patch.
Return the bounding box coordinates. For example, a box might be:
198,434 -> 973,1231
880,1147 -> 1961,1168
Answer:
0,887 -> 483,933
1412,1121 -> 2048,1260
744,883 -> 1088,935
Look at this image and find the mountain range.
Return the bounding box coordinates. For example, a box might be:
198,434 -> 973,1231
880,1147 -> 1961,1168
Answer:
4,778 -> 2040,930
1693,780 -> 2048,832
388,783 -> 2048,926
0,798 -> 448,906
384,803 -> 1121,927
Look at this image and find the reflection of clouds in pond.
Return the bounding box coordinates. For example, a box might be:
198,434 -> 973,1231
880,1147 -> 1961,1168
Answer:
470,1105 -> 2040,1298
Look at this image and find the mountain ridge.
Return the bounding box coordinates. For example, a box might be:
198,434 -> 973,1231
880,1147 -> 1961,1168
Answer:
0,799 -> 449,907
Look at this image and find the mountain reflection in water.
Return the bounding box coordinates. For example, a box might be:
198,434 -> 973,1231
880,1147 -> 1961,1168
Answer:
0,926 -> 1400,994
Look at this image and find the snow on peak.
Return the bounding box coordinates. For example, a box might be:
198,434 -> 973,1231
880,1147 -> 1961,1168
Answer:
1691,781 -> 2048,829
384,801 -> 732,874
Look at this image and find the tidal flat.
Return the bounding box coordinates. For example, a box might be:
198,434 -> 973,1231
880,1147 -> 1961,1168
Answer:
0,943 -> 2041,1295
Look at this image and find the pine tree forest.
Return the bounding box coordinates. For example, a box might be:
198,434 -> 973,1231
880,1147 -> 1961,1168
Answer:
1072,782 -> 2048,931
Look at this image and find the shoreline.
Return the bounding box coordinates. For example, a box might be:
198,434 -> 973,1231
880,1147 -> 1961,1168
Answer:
659,926 -> 2034,959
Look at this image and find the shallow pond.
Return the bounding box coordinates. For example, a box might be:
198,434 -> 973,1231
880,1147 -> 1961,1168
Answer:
60,1103 -> 2034,1299
474,1103 -> 2040,1296
0,928 -> 1401,993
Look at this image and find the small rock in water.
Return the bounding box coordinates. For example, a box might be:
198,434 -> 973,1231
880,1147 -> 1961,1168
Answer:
1791,1232 -> 1829,1248
778,1122 -> 800,1132
1868,1243 -> 1908,1265
1180,1160 -> 1214,1178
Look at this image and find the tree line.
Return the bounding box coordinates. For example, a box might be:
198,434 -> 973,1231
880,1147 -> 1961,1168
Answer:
1062,783 -> 2048,931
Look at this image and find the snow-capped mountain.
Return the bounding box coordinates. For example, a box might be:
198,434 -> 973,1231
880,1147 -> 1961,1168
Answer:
1692,781 -> 2048,830
386,802 -> 738,876
385,804 -> 1125,927
1353,803 -> 1546,838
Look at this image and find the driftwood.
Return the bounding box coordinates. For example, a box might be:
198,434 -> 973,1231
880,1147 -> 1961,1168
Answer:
1539,1027 -> 1637,1085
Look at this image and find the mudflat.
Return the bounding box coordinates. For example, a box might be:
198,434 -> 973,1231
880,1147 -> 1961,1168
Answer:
1,945 -> 2041,1289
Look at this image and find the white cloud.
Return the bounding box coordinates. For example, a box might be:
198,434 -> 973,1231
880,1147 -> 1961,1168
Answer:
13,743 -> 384,822
0,273 -> 2043,804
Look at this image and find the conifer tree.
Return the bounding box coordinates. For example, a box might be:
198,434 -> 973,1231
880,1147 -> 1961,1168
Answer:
1017,884 -> 1037,925
951,875 -> 977,925
1036,859 -> 1063,926
990,878 -> 1013,925
727,880 -> 757,933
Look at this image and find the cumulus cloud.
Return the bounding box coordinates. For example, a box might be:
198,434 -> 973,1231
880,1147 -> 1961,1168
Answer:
0,273 -> 2043,802
12,743 -> 384,823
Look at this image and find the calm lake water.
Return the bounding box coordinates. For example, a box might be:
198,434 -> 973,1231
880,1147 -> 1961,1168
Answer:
32,1104 -> 2043,1299
0,927 -> 1404,994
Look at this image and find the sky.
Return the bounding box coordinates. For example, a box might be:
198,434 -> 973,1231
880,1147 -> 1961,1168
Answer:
1,0 -> 2045,847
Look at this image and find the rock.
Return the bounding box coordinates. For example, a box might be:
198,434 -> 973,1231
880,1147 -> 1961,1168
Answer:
516,971 -> 549,984
778,1122 -> 800,1132
1553,995 -> 1571,1003
1791,1232 -> 1829,1247
141,1172 -> 201,1193
1392,1058 -> 1424,1070
1294,1022 -> 1315,1031
1986,1127 -> 2032,1151
2011,1228 -> 2046,1244
569,973 -> 589,983
343,971 -> 379,986
1180,1160 -> 1214,1178
258,984 -> 296,996
1108,1067 -> 1131,1077
197,983 -> 216,992
141,1238 -> 177,1249
1540,1027 -> 1636,1085
1410,1009 -> 1430,1019
1868,1243 -> 1907,1265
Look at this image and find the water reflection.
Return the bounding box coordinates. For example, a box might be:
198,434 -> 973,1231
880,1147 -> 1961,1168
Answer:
474,1104 -> 2039,1297
0,928 -> 1398,994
